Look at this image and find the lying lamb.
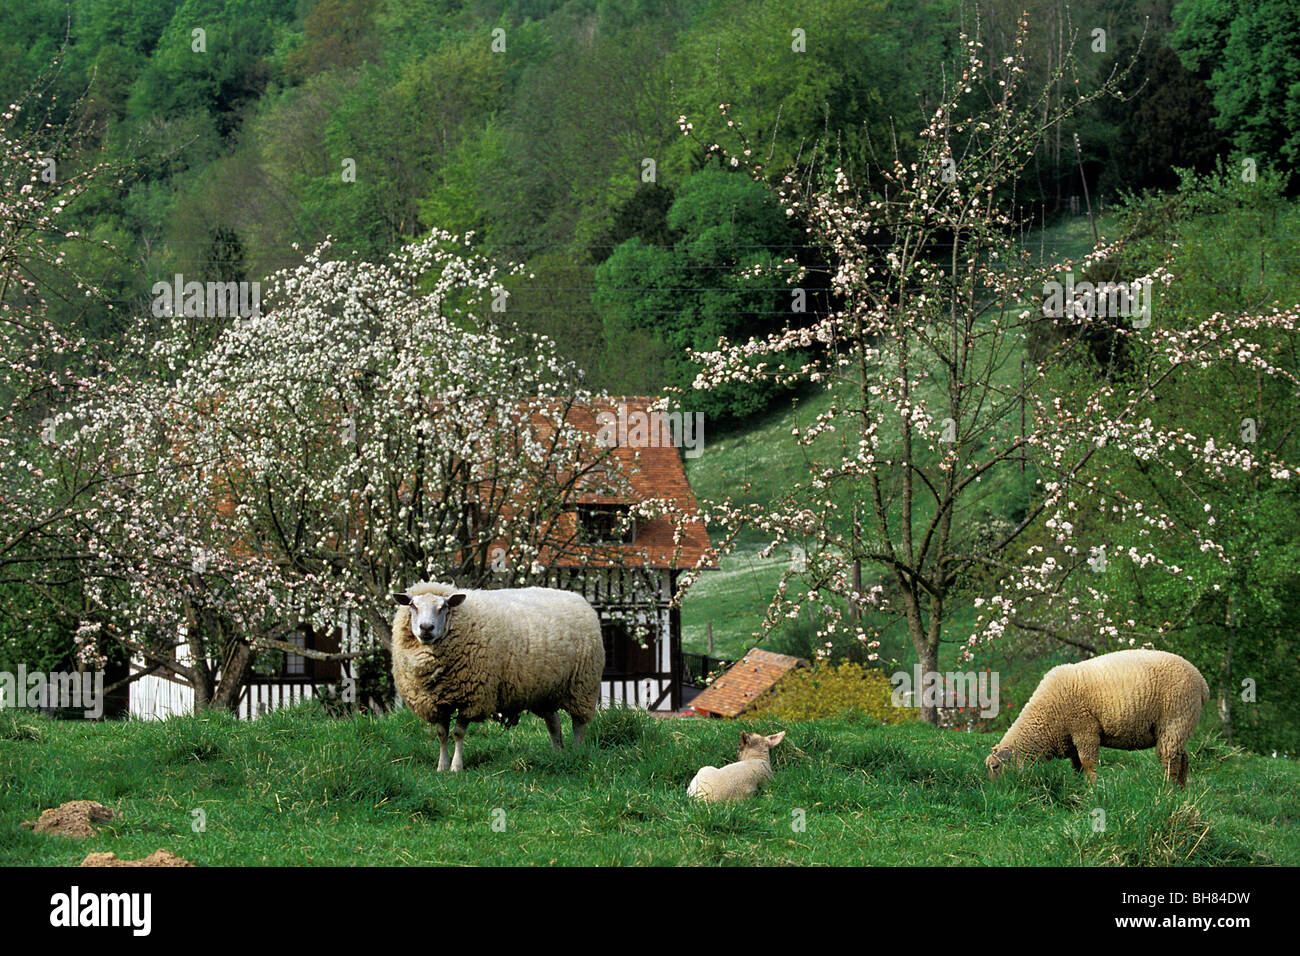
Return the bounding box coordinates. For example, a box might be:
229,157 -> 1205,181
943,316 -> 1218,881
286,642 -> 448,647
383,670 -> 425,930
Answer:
687,731 -> 786,802
392,582 -> 603,772
986,648 -> 1209,786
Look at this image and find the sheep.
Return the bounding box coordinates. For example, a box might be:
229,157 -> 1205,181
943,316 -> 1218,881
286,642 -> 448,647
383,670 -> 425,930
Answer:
391,581 -> 604,772
687,731 -> 786,801
985,648 -> 1209,786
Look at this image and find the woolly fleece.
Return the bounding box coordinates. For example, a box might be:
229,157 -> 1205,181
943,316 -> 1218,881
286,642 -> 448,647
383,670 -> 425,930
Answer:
987,648 -> 1209,785
687,731 -> 785,801
392,582 -> 603,764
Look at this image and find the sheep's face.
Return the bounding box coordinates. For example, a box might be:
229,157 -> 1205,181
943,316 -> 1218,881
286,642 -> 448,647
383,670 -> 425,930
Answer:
986,747 -> 1014,779
394,591 -> 466,645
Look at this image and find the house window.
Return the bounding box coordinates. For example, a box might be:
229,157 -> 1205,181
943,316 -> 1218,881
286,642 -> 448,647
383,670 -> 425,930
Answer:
601,621 -> 658,677
251,624 -> 341,681
578,504 -> 635,543
286,631 -> 306,676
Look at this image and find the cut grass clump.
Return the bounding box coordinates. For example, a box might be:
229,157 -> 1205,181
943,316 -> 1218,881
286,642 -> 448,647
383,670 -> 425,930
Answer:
590,705 -> 664,749
0,709 -> 44,742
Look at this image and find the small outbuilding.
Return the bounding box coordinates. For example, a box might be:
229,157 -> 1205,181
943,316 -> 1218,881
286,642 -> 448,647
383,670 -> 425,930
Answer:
689,647 -> 808,717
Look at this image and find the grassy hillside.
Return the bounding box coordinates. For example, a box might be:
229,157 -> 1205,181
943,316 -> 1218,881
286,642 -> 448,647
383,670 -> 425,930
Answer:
2,706 -> 1294,866
680,356 -> 1028,670
680,215 -> 1116,669
682,385 -> 837,659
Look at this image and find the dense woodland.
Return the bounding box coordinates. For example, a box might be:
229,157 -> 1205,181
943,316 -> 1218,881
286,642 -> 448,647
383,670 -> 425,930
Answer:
2,0 -> 1262,400
2,0 -> 1300,752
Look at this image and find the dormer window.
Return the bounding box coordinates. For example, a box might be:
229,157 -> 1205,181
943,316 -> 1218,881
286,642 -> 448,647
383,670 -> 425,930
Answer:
577,504 -> 635,543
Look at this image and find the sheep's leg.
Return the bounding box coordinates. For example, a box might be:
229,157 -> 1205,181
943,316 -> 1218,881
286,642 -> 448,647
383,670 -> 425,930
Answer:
434,720 -> 450,772
543,711 -> 564,752
1164,738 -> 1185,785
1159,742 -> 1189,787
1073,731 -> 1100,783
569,711 -> 590,748
450,718 -> 469,772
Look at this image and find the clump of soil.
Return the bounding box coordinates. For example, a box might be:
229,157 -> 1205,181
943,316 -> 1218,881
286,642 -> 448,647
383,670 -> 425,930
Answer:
21,800 -> 116,838
81,849 -> 194,867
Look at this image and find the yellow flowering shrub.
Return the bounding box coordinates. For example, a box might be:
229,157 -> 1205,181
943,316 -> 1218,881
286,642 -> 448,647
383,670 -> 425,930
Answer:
748,661 -> 915,724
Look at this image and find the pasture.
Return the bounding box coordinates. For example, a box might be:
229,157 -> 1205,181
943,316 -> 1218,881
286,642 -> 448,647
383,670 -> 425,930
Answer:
2,705 -> 1295,866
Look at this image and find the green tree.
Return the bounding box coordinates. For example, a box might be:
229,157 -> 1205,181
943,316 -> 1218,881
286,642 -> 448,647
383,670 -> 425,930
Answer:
1173,0 -> 1300,174
593,167 -> 802,421
1054,164 -> 1300,753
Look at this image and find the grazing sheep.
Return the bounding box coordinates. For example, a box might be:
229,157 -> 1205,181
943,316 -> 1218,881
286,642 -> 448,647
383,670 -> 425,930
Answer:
985,649 -> 1209,786
391,581 -> 603,772
687,731 -> 786,801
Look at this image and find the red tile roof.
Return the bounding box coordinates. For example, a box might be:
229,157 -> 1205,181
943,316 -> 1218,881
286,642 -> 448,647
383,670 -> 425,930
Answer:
540,397 -> 716,571
689,647 -> 808,717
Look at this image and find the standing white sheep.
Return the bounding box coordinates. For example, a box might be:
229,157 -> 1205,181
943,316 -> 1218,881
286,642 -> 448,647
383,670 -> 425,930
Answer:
391,581 -> 604,772
985,649 -> 1209,786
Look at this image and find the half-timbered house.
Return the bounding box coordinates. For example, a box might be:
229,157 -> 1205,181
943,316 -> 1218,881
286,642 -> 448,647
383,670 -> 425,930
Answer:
129,397 -> 713,718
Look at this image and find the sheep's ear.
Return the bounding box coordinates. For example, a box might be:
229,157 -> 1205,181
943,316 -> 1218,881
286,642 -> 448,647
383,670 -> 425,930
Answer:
393,593 -> 412,606
446,593 -> 467,608
767,730 -> 786,747
740,732 -> 750,746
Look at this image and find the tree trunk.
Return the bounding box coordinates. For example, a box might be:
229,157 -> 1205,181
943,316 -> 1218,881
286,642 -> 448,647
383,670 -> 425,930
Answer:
192,669 -> 215,711
901,581 -> 941,726
850,558 -> 863,623
918,644 -> 940,726
210,641 -> 254,713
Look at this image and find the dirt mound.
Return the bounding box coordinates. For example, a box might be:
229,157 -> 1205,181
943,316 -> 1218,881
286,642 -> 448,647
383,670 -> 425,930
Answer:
21,800 -> 116,838
80,849 -> 194,867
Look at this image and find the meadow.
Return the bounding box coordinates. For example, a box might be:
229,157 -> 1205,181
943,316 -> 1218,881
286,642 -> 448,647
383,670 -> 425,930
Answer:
2,704 -> 1294,867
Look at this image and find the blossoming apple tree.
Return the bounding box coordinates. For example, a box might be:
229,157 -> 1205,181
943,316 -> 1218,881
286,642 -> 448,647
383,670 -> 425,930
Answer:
676,17 -> 1298,724
68,234 -> 624,711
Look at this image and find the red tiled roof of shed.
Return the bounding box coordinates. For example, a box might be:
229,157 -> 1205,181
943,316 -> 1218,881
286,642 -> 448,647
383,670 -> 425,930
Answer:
689,647 -> 808,717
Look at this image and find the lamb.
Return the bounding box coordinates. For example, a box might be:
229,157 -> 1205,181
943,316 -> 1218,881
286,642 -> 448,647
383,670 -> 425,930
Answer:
985,648 -> 1209,786
687,731 -> 786,801
391,581 -> 604,772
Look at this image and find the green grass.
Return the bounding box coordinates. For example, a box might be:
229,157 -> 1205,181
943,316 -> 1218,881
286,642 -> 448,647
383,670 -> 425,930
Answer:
680,215 -> 1118,666
2,705 -> 1294,866
682,543 -> 794,659
683,386 -> 839,658
680,351 -> 1034,665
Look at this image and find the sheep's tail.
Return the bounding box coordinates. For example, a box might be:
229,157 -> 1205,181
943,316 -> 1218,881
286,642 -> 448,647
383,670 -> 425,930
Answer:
1197,668 -> 1210,706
